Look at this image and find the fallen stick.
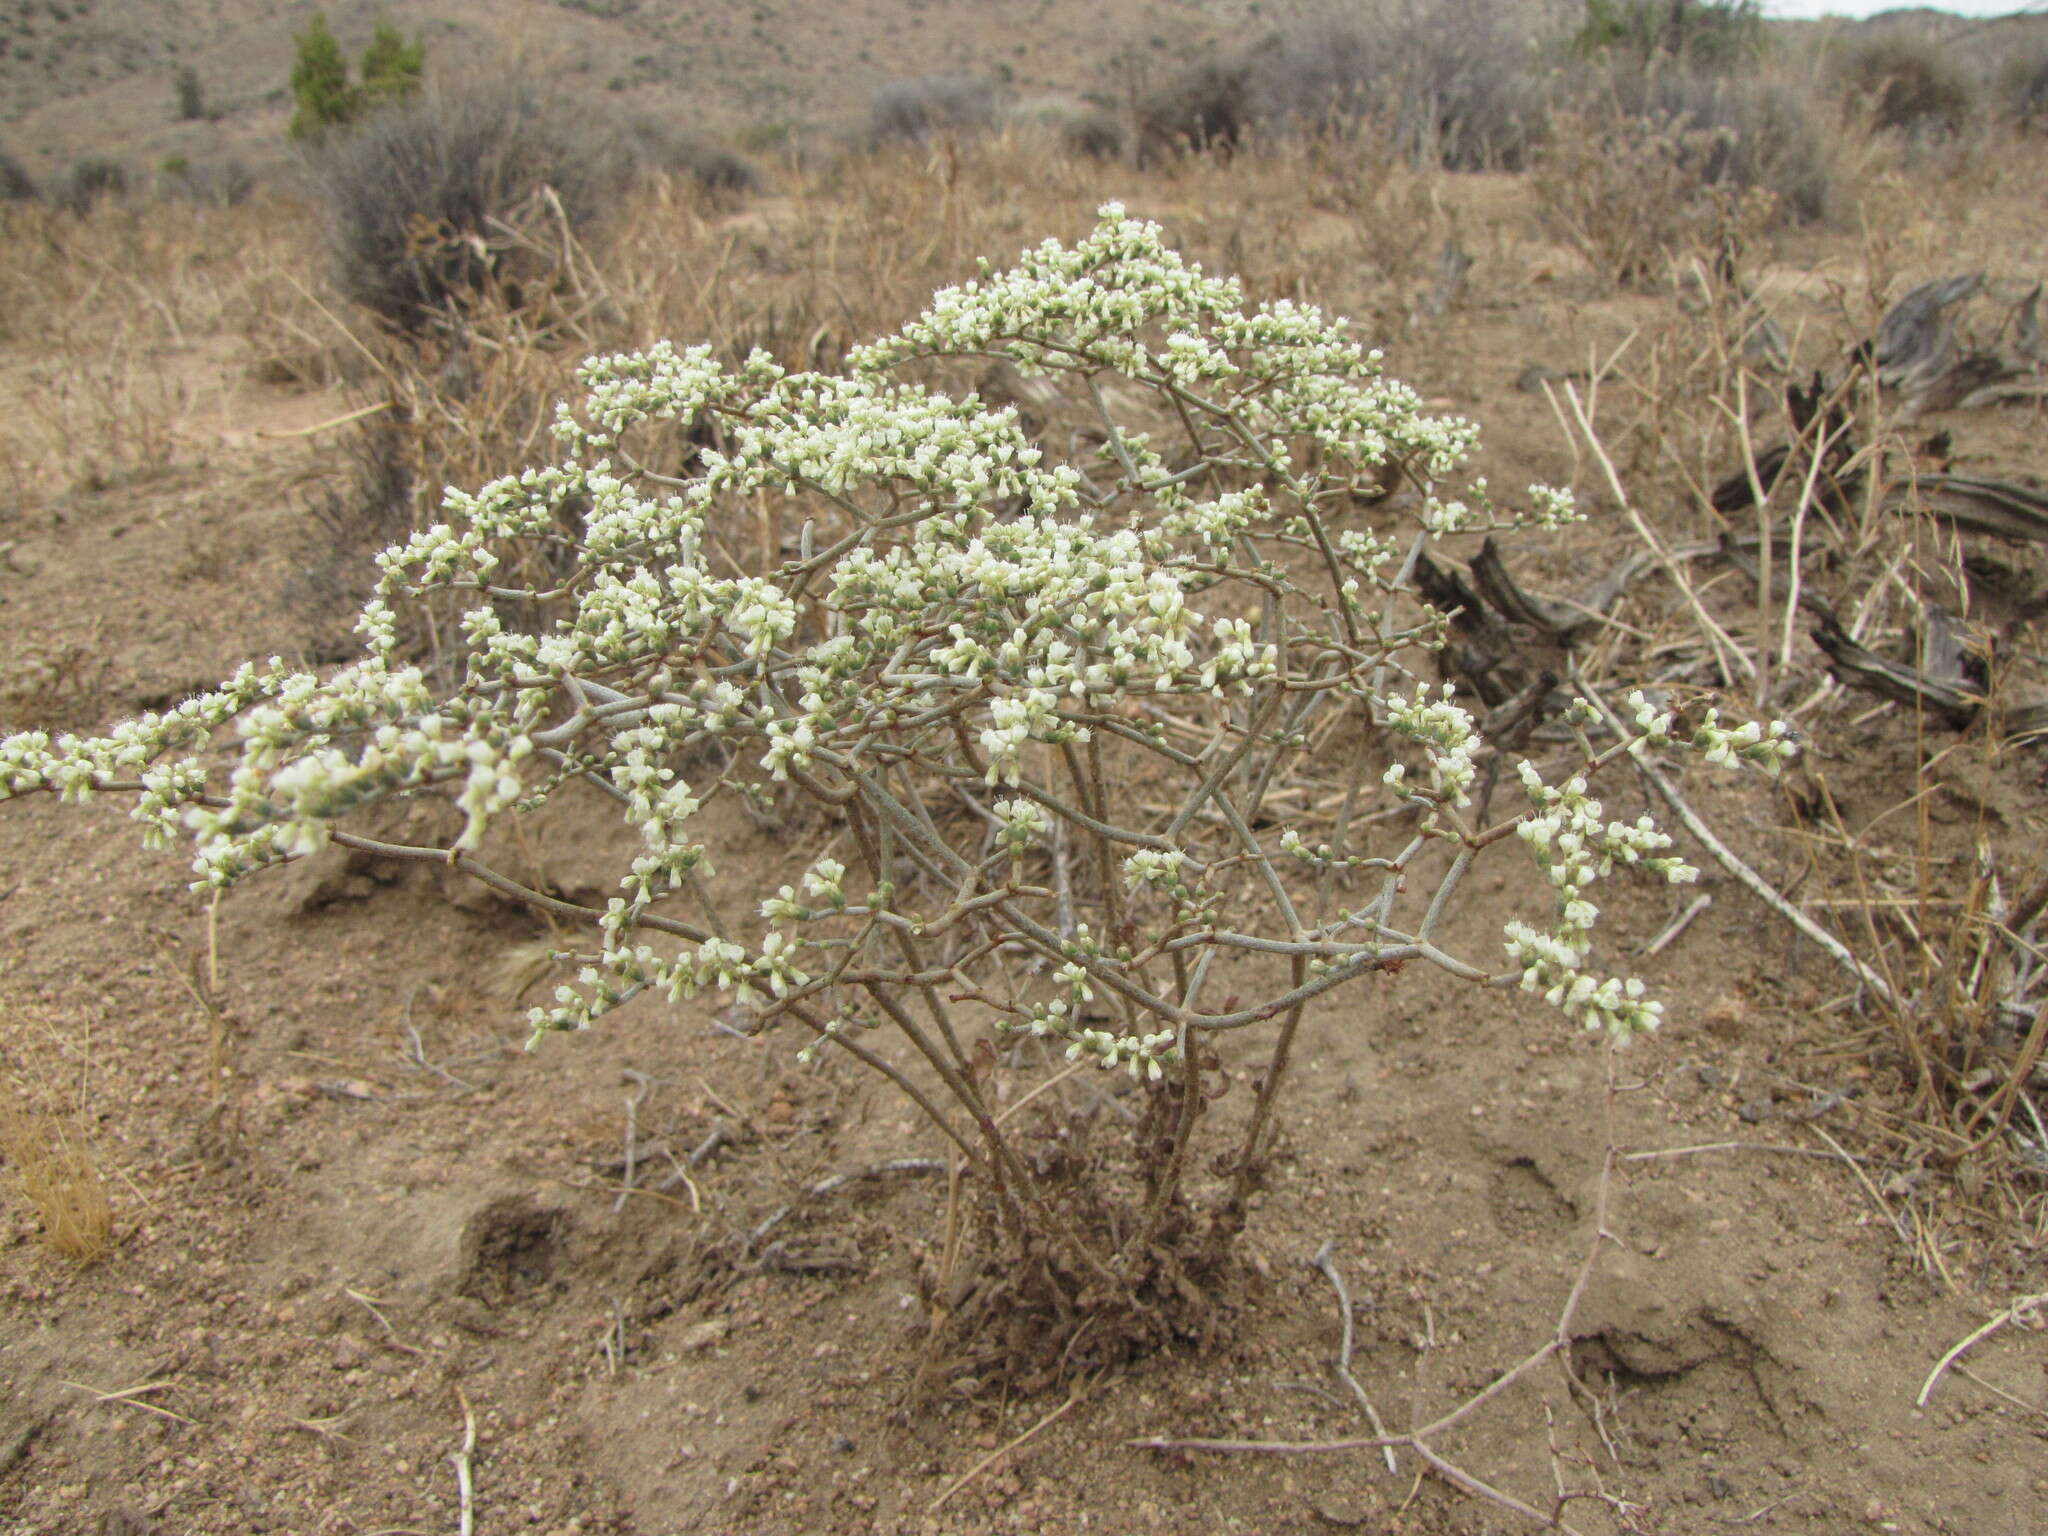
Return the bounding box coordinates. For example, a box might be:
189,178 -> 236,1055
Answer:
1311,1240 -> 1398,1474
930,1377 -> 1093,1511
1916,1293 -> 2048,1409
450,1388 -> 477,1536
1640,893 -> 1712,957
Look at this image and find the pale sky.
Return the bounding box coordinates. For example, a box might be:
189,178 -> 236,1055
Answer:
1762,1 -> 2040,15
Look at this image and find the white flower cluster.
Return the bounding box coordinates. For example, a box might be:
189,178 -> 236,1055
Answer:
994,797 -> 1051,864
1279,828 -> 1365,871
1417,478 -> 1583,537
759,856 -> 850,923
0,203 -> 1786,1111
1624,689 -> 1797,774
1002,999 -> 1180,1082
1380,683 -> 1480,807
1501,693 -> 1791,1041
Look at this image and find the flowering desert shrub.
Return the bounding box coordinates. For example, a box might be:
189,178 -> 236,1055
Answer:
0,207 -> 1790,1373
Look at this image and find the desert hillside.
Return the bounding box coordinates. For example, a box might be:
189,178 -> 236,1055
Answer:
1,0 -> 1261,176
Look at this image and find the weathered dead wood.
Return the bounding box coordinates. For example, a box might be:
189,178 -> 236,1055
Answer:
1869,275 -> 2048,418
1809,610 -> 2048,742
1875,273 -> 1984,392
1709,371 -> 1858,518
1809,612 -> 1981,727
1892,475 -> 2048,545
1468,539 -> 1592,642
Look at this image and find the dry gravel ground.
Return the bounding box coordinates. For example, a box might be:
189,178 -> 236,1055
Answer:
2,158 -> 2046,1534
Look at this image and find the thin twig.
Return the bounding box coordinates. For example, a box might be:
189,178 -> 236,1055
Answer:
255,399 -> 394,440
1713,1490 -> 1812,1526
1916,1293 -> 2048,1409
450,1387 -> 477,1536
1622,1140 -> 1877,1165
1311,1240 -> 1398,1473
930,1376 -> 1095,1511
60,1379 -> 196,1426
1640,893 -> 1712,957
1562,381 -> 1753,684
614,1071 -> 653,1216
345,1288 -> 428,1356
1809,1126 -> 1912,1247
1953,1364 -> 2048,1422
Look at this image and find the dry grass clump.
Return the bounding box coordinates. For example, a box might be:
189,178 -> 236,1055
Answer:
1058,109 -> 1124,160
1778,713 -> 2048,1259
1535,105 -> 1777,288
1996,51 -> 2048,130
155,156 -> 257,209
1131,1 -> 1549,170
1135,58 -> 1251,163
1544,205 -> 2048,1258
607,116 -> 762,196
0,208 -> 189,489
1535,60 -> 1830,286
300,78 -> 635,332
1611,62 -> 1830,219
0,196 -> 308,504
866,74 -> 998,148
1250,0 -> 1552,170
1838,35 -> 1975,136
0,150 -> 33,202
1,999 -> 113,1265
52,155 -> 128,217
0,1093 -> 112,1263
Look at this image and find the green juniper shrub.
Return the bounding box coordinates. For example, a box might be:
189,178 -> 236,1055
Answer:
358,17 -> 425,110
289,11 -> 358,141
290,12 -> 428,142
174,64 -> 205,122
